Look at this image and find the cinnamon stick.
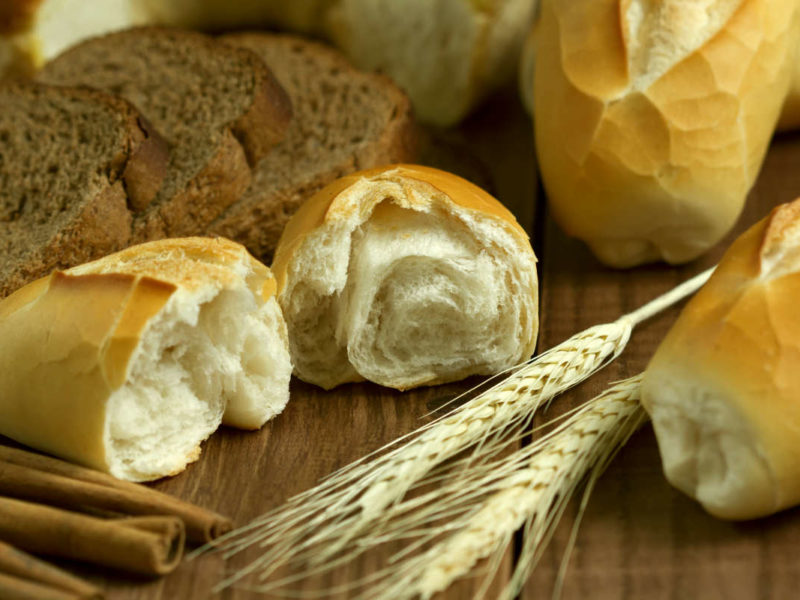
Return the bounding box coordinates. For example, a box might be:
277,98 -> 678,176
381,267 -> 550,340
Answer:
0,497 -> 184,576
0,571 -> 90,600
0,445 -> 231,542
0,541 -> 101,599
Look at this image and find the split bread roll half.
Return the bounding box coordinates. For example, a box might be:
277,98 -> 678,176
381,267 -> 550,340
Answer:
532,0 -> 798,268
272,164 -> 539,390
642,199 -> 800,519
0,237 -> 292,482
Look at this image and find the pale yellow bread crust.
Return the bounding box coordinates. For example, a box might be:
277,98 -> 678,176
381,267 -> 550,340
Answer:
642,198 -> 800,519
0,237 -> 277,473
534,0 -> 798,268
271,164 -> 530,292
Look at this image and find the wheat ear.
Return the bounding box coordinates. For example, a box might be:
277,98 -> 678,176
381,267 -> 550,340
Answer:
207,269 -> 711,592
364,375 -> 646,600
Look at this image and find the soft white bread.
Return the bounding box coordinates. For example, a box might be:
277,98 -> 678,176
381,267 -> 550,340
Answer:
642,199 -> 800,519
0,237 -> 291,482
272,164 -> 539,391
0,0 -> 537,126
532,0 -> 798,268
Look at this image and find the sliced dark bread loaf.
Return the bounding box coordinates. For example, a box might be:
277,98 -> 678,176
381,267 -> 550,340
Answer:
210,33 -> 417,261
0,82 -> 168,297
38,27 -> 293,242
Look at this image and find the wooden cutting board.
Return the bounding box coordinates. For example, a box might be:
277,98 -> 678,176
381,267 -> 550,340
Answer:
18,90 -> 800,599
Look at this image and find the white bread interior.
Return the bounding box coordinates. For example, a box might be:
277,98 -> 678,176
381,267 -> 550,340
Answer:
272,165 -> 539,390
0,237 -> 291,481
642,199 -> 800,519
531,0 -> 798,267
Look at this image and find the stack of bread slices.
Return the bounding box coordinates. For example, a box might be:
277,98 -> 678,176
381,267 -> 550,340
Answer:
0,27 -> 418,298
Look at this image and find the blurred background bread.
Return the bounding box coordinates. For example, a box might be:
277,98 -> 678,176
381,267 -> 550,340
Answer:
642,198 -> 800,520
272,164 -> 539,390
0,238 -> 291,482
529,0 -> 798,268
0,0 -> 538,126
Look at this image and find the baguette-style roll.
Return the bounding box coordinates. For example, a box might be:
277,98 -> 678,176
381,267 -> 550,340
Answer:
0,238 -> 291,482
532,0 -> 798,268
642,199 -> 800,519
272,164 -> 539,390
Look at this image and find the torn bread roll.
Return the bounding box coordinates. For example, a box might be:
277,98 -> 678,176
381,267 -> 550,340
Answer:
532,0 -> 798,268
642,199 -> 800,519
0,237 -> 291,482
272,164 -> 539,390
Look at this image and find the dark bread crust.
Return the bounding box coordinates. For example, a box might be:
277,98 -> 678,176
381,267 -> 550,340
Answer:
0,0 -> 43,35
0,83 -> 168,297
131,128 -> 251,242
229,45 -> 294,165
122,115 -> 170,213
211,33 -> 418,261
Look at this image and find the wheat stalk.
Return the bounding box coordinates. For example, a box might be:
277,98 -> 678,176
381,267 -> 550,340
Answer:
369,375 -> 646,600
206,268 -> 712,592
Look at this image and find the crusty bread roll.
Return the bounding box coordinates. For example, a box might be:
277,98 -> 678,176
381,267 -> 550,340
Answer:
0,237 -> 291,482
642,199 -> 800,519
532,0 -> 798,268
272,164 -> 539,391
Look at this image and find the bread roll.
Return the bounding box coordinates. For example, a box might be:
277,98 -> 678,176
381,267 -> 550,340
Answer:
642,199 -> 800,519
272,164 -> 539,391
532,0 -> 798,268
0,238 -> 291,482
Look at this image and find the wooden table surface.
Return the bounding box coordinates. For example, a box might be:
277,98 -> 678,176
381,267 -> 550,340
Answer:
22,92 -> 800,599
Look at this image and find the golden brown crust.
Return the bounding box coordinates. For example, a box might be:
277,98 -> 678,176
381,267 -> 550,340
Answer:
534,0 -> 798,268
271,164 -> 530,291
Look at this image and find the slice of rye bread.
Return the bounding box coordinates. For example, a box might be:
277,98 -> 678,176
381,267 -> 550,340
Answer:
209,33 -> 418,261
0,82 -> 168,298
38,27 -> 293,243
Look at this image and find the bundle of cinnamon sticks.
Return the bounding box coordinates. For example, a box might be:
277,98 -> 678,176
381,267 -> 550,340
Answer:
0,444 -> 232,598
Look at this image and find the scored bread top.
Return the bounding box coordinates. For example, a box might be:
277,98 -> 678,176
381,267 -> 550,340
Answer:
38,27 -> 292,240
209,33 -> 417,261
0,81 -> 168,298
68,236 -> 278,301
533,0 -> 796,267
